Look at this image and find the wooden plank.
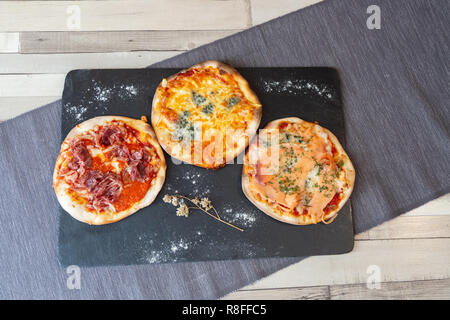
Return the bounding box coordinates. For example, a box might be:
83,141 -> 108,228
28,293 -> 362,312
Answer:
0,0 -> 251,32
0,74 -> 66,97
222,285 -> 329,300
0,33 -> 19,53
0,51 -> 181,74
19,30 -> 240,53
355,215 -> 450,240
403,193 -> 450,216
330,278 -> 450,300
250,0 -> 322,25
0,96 -> 59,121
224,279 -> 450,300
245,238 -> 450,290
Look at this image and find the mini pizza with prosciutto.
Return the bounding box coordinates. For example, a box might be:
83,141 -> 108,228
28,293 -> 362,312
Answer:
53,116 -> 166,225
151,60 -> 262,169
242,117 -> 355,225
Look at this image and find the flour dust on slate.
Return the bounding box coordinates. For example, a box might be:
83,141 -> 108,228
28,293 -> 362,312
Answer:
62,76 -> 141,126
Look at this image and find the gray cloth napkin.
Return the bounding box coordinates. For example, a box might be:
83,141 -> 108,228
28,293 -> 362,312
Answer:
0,0 -> 448,299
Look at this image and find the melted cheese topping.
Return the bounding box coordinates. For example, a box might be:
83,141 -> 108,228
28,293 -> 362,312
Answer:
245,121 -> 348,223
153,66 -> 261,167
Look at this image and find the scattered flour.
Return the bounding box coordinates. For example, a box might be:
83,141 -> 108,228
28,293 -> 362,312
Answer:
124,85 -> 138,95
92,85 -> 112,102
170,239 -> 190,253
88,80 -> 138,102
65,81 -> 139,121
237,242 -> 259,258
166,169 -> 211,198
231,211 -> 257,228
116,84 -> 138,98
139,234 -> 200,264
262,79 -> 335,100
223,205 -> 257,228
66,103 -> 88,121
146,251 -> 164,264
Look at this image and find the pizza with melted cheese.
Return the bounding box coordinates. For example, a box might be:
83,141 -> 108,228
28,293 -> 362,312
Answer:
242,117 -> 355,225
151,60 -> 262,169
53,116 -> 166,225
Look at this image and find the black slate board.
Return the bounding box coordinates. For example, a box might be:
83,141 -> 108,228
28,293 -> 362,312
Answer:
59,67 -> 354,267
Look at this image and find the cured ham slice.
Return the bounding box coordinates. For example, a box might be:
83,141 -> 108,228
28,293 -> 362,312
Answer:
71,140 -> 92,167
80,169 -> 103,192
105,144 -> 130,161
125,148 -> 154,182
90,172 -> 123,211
96,125 -> 126,147
128,161 -> 148,182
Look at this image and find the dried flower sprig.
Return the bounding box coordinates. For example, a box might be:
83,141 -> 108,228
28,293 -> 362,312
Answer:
163,194 -> 243,232
176,203 -> 189,217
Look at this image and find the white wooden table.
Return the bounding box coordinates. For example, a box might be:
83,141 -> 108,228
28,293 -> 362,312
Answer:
1,0 -> 448,300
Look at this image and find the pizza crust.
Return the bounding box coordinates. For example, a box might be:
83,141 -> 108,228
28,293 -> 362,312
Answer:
151,60 -> 262,169
242,117 -> 355,225
53,116 -> 166,225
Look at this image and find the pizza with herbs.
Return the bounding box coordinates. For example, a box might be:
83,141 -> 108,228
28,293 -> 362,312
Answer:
53,116 -> 166,225
151,60 -> 262,169
242,117 -> 355,225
